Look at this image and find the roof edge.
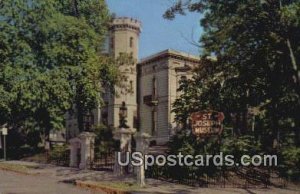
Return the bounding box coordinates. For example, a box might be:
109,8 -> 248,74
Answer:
139,49 -> 201,64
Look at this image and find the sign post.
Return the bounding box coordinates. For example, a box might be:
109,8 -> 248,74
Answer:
191,111 -> 225,137
1,127 -> 8,161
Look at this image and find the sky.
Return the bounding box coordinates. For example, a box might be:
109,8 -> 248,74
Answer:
106,0 -> 203,59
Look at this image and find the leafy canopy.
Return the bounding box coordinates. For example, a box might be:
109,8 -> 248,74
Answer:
166,0 -> 300,179
0,0 -> 118,137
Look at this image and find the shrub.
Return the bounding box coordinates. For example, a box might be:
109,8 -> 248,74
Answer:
93,124 -> 118,155
48,144 -> 69,166
278,146 -> 300,181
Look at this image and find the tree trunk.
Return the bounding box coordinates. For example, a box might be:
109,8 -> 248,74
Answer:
271,105 -> 280,150
73,0 -> 80,17
77,104 -> 84,132
234,113 -> 242,136
242,110 -> 248,134
278,0 -> 299,86
294,119 -> 300,146
286,39 -> 300,86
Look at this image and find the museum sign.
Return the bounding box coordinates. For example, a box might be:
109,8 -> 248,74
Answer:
191,111 -> 225,137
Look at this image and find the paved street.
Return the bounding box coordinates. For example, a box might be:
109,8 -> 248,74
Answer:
0,170 -> 101,194
0,161 -> 300,194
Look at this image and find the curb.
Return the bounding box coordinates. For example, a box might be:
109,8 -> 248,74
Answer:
0,166 -> 33,176
75,180 -> 132,194
0,164 -> 39,176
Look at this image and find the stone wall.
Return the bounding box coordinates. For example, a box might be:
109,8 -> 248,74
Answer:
138,50 -> 200,144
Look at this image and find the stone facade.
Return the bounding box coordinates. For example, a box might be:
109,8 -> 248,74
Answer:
104,17 -> 141,130
138,49 -> 200,144
65,17 -> 201,145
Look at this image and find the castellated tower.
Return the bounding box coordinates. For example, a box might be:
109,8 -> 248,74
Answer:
105,17 -> 141,130
64,17 -> 141,139
109,17 -> 141,59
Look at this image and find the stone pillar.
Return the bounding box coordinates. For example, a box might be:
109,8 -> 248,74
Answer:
69,137 -> 81,168
78,132 -> 96,170
113,128 -> 136,175
135,132 -> 151,187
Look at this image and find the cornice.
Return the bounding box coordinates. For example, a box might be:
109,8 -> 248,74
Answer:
138,50 -> 201,66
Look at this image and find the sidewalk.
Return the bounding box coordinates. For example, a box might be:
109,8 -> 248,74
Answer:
1,160 -> 300,194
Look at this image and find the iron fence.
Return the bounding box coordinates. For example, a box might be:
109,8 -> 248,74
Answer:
90,151 -> 115,171
89,151 -> 136,175
146,165 -> 287,188
46,148 -> 70,167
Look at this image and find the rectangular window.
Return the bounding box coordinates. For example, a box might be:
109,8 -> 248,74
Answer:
130,80 -> 133,91
133,110 -> 138,129
151,109 -> 157,135
110,37 -> 114,50
129,37 -> 134,48
152,77 -> 156,98
101,112 -> 108,125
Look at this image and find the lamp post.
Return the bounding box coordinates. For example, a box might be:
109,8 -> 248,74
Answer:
115,102 -> 132,175
119,102 -> 129,129
1,126 -> 8,161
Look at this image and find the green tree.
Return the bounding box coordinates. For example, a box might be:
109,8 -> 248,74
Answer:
166,0 -> 300,180
93,124 -> 118,155
166,0 -> 300,148
0,0 -> 118,143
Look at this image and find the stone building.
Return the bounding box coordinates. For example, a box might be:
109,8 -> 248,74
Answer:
64,17 -> 201,145
65,17 -> 141,139
138,49 -> 200,144
103,17 -> 141,130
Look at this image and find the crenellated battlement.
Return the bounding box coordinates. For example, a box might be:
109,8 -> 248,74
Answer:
111,17 -> 142,33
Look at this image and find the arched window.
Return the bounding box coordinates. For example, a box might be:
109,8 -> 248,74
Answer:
129,37 -> 134,48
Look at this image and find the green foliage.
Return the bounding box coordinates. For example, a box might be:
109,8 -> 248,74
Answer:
49,144 -> 69,163
166,0 -> 300,180
114,52 -> 137,95
7,128 -> 26,149
169,0 -> 300,145
279,146 -> 300,181
26,130 -> 42,148
56,0 -> 111,40
221,135 -> 262,161
93,124 -> 118,155
168,132 -> 218,177
0,0 -> 118,140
